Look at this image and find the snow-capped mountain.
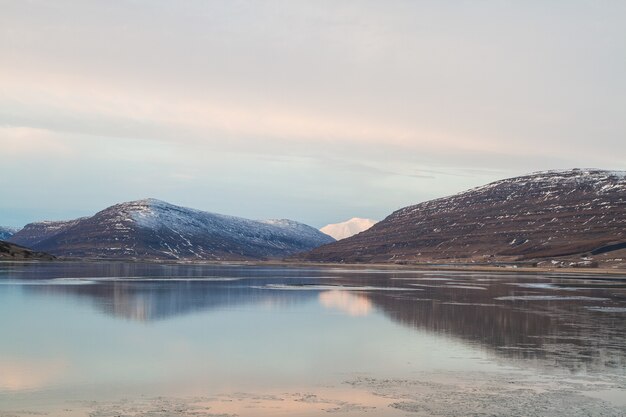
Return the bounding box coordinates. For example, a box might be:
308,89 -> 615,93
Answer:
0,226 -> 20,241
301,169 -> 626,265
8,219 -> 84,247
9,199 -> 335,260
320,218 -> 377,240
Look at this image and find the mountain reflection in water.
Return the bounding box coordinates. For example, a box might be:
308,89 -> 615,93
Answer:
4,262 -> 626,375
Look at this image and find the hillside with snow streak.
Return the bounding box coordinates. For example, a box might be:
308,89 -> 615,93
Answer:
9,199 -> 334,260
300,169 -> 626,266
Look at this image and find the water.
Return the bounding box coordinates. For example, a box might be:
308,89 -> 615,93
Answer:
1,262 -> 625,416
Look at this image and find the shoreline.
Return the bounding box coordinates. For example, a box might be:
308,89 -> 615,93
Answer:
2,368 -> 625,417
2,257 -> 626,277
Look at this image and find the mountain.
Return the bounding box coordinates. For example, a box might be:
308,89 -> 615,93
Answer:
320,218 -> 377,240
7,219 -> 85,247
9,199 -> 335,260
0,241 -> 55,260
300,169 -> 626,265
0,226 -> 20,240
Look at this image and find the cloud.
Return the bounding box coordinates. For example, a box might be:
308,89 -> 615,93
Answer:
0,1 -> 624,226
170,172 -> 196,181
0,126 -> 74,156
3,66 -> 588,171
1,68 -> 468,152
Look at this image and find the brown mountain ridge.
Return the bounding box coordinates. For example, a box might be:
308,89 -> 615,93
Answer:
299,169 -> 626,266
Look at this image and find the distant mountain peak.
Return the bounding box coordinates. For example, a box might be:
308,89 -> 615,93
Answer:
320,217 -> 377,241
0,226 -> 21,240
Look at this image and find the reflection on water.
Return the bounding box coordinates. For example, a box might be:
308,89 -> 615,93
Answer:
319,291 -> 372,317
29,278 -> 319,321
0,358 -> 67,392
1,262 -> 625,410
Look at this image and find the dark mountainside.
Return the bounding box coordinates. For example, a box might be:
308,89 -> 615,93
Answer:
9,199 -> 334,260
299,169 -> 626,266
0,240 -> 55,260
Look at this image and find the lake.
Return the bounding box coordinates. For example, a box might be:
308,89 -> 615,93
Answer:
1,262 -> 625,416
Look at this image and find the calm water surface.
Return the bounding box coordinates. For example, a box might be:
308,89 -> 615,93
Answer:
1,262 -> 625,415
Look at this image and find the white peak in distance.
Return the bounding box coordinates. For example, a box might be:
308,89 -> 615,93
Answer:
320,218 -> 377,241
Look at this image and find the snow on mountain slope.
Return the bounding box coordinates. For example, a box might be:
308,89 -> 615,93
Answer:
320,218 -> 377,240
9,199 -> 335,260
301,169 -> 626,264
8,219 -> 84,247
0,226 -> 20,241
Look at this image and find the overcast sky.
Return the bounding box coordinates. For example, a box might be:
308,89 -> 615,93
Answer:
1,0 -> 625,228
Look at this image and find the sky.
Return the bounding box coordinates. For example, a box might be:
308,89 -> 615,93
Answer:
1,0 -> 625,228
